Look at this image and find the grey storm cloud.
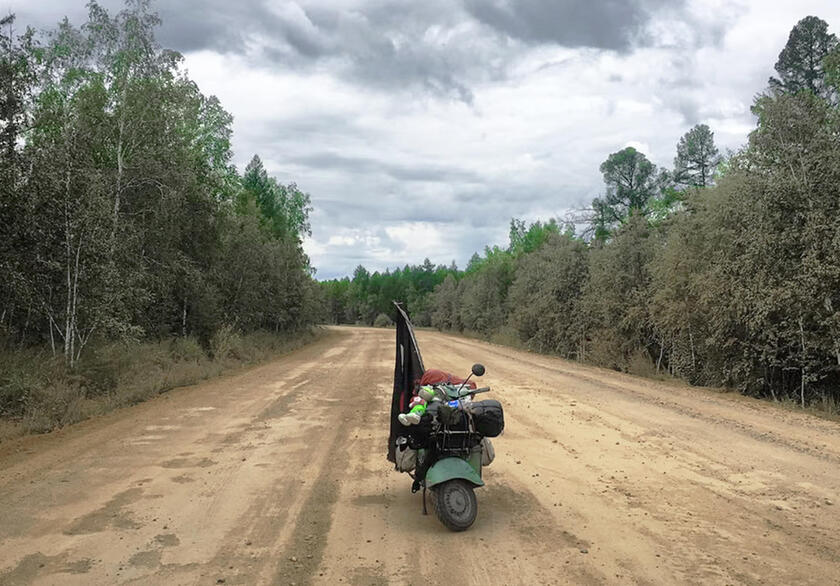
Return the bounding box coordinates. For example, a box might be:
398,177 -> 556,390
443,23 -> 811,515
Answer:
155,0 -> 712,102
156,0 -> 486,101
156,2 -> 278,54
153,0 -> 727,104
463,0 -> 678,52
156,0 -> 694,57
12,0 -> 725,103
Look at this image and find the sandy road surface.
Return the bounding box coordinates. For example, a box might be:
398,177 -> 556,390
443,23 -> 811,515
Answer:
1,327 -> 839,585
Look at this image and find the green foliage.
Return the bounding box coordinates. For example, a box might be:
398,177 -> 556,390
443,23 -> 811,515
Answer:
508,233 -> 588,357
241,155 -> 312,239
825,47 -> 840,93
430,274 -> 460,331
582,212 -> 657,370
769,15 -> 838,101
508,218 -> 562,257
597,147 -> 658,221
320,259 -> 457,327
588,146 -> 669,241
6,5 -> 833,420
0,1 -> 320,385
373,313 -> 394,328
210,324 -> 243,361
674,124 -> 721,188
458,250 -> 514,334
645,186 -> 685,225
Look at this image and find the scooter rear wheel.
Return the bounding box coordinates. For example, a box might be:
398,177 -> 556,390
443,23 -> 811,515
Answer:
433,479 -> 477,531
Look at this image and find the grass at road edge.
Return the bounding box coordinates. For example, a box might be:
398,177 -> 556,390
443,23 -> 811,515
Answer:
0,327 -> 329,442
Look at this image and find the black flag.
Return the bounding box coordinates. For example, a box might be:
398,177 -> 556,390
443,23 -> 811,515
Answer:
388,302 -> 425,462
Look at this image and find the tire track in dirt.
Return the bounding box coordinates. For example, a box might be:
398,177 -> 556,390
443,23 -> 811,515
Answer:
271,419 -> 348,585
206,331 -> 370,585
266,337 -> 374,585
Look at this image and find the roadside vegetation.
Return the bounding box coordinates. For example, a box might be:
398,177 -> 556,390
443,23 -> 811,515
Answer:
0,3 -> 322,436
321,16 -> 840,414
0,329 -> 323,440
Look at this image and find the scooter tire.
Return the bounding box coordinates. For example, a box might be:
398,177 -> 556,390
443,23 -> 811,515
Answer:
433,479 -> 477,531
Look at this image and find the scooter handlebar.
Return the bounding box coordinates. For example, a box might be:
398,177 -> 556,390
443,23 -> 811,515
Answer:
459,386 -> 490,397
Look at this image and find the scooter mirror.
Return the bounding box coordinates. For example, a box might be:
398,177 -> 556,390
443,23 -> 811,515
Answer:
471,363 -> 485,377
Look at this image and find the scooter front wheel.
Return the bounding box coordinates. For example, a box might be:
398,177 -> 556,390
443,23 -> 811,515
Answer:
433,479 -> 477,531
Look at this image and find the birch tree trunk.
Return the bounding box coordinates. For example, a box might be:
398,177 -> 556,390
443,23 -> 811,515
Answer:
181,298 -> 187,337
111,110 -> 126,256
689,325 -> 696,374
63,157 -> 74,365
656,342 -> 664,374
799,317 -> 806,409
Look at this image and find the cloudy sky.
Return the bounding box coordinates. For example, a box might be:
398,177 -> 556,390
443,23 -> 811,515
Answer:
9,1 -> 840,278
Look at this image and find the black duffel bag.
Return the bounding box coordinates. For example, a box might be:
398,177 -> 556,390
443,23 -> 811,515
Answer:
469,400 -> 504,437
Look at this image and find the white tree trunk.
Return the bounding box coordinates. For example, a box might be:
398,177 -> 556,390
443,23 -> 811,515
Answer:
63,164 -> 73,365
799,317 -> 806,409
688,326 -> 696,374
656,342 -> 664,374
111,115 -> 125,254
181,298 -> 187,337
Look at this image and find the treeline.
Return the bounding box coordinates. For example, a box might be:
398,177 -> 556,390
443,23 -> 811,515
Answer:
321,260 -> 458,327
0,3 -> 319,421
323,16 -> 840,411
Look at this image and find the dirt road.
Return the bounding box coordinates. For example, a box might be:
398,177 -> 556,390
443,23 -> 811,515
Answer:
1,327 -> 839,585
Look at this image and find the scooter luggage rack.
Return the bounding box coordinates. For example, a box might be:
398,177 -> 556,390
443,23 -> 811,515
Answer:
434,429 -> 479,455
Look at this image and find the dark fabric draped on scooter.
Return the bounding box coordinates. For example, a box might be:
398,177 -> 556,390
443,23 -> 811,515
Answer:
389,302 -> 426,462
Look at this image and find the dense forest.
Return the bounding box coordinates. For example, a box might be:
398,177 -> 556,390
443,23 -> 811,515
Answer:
0,2 -> 320,429
322,15 -> 840,412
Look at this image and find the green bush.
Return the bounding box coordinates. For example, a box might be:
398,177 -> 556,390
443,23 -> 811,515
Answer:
23,382 -> 88,433
169,336 -> 206,362
373,313 -> 394,328
210,324 -> 244,361
0,349 -> 60,417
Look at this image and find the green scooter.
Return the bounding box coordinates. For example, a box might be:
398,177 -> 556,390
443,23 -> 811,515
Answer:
417,367 -> 495,531
390,303 -> 504,531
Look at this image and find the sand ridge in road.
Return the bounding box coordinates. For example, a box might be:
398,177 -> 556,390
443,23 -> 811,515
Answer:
1,326 -> 839,585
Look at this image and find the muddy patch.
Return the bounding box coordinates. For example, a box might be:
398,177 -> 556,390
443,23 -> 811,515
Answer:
64,558 -> 94,574
258,384 -> 309,421
64,487 -> 144,534
129,549 -> 162,568
154,533 -> 180,547
160,457 -> 216,469
349,562 -> 388,586
170,474 -> 195,484
353,493 -> 393,507
0,552 -> 94,584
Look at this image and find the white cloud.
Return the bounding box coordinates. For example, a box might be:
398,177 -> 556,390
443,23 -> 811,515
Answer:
624,141 -> 652,156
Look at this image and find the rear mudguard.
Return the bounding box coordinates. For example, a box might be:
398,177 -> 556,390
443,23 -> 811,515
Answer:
425,455 -> 484,489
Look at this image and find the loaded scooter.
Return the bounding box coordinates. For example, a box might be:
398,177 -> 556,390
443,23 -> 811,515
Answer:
388,303 -> 504,531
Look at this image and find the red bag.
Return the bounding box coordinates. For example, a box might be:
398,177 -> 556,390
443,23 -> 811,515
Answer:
418,368 -> 477,390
